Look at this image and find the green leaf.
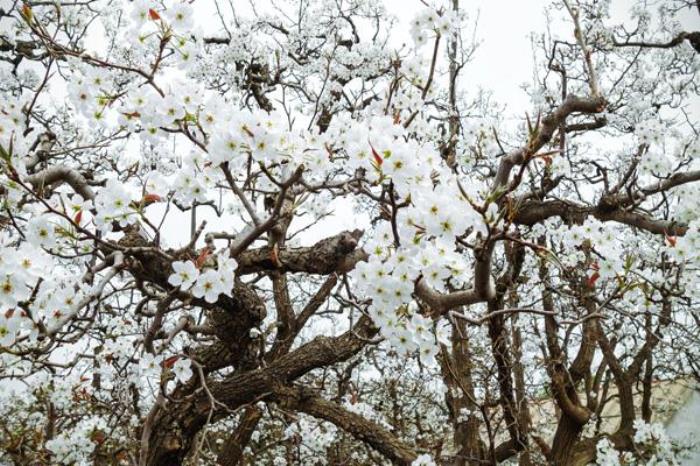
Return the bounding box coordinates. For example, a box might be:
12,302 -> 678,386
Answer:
0,144 -> 10,162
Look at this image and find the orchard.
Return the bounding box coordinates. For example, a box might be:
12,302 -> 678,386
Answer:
0,0 -> 699,464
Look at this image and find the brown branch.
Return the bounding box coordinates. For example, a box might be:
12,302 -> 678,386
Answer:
613,31 -> 700,53
146,316 -> 379,465
513,199 -> 689,236
414,279 -> 484,314
216,406 -> 263,466
274,385 -> 418,465
236,229 -> 364,275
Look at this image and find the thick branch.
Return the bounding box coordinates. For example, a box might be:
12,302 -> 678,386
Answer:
236,229 -> 364,275
216,407 -> 263,466
513,199 -> 689,236
613,31 -> 700,53
24,165 -> 96,200
414,279 -> 484,314
147,316 -> 378,465
493,95 -> 607,189
275,385 -> 417,465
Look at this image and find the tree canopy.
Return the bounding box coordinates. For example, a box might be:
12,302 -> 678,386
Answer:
1,0 -> 699,464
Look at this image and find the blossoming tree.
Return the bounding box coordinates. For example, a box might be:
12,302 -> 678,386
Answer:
1,0 -> 699,464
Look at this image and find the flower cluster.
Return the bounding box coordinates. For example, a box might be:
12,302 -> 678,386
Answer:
207,109 -> 303,170
0,244 -> 55,346
0,99 -> 23,148
666,219 -> 700,266
639,149 -> 673,176
168,254 -> 237,303
409,8 -> 464,47
534,218 -> 627,284
596,416 -> 686,465
323,114 -> 445,195
339,117 -> 492,362
172,357 -> 193,383
45,416 -> 109,464
412,453 -> 438,466
94,178 -> 140,232
130,0 -> 196,42
595,438 -> 621,466
353,228 -> 474,365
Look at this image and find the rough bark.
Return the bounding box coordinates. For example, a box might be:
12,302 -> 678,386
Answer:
146,317 -> 378,465
216,407 -> 263,466
440,322 -> 484,466
274,385 -> 418,465
236,229 -> 365,275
